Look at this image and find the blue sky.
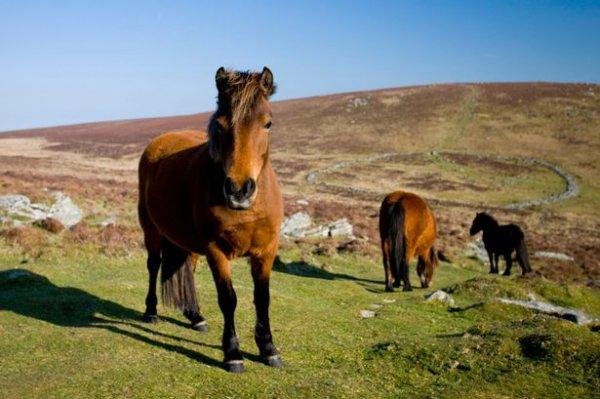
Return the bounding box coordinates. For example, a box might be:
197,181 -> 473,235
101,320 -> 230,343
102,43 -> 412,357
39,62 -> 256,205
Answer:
0,0 -> 598,131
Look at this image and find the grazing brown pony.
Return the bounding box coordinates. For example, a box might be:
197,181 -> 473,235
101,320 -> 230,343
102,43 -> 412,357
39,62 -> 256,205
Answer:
379,191 -> 438,292
138,67 -> 283,373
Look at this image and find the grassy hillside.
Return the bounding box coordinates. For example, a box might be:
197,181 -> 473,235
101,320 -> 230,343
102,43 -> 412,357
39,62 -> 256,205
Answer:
0,82 -> 599,397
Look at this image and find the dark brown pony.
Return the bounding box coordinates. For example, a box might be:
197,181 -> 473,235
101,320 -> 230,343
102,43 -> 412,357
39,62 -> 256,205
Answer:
379,191 -> 438,292
138,67 -> 283,373
469,212 -> 532,275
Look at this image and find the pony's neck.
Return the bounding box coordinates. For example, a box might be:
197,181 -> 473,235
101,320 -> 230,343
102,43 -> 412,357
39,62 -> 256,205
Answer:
481,215 -> 499,231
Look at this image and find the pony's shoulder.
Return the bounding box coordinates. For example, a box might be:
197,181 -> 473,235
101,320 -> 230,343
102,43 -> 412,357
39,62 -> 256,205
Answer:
143,130 -> 208,163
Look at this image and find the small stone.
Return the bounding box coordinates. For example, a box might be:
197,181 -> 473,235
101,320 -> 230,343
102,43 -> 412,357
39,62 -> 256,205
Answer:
369,304 -> 382,309
359,310 -> 376,318
382,299 -> 396,304
425,290 -> 455,306
295,199 -> 309,206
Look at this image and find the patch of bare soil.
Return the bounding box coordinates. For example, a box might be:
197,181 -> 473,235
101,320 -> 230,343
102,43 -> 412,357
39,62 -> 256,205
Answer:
405,174 -> 487,192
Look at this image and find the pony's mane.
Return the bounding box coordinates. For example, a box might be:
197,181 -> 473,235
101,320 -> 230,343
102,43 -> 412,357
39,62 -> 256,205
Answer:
477,212 -> 498,226
216,69 -> 276,126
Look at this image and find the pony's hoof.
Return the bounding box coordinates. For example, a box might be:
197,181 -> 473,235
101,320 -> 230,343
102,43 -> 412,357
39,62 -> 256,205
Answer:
224,360 -> 245,373
143,314 -> 158,324
385,286 -> 395,292
502,272 -> 511,277
402,286 -> 413,292
392,281 -> 402,288
191,320 -> 209,332
263,355 -> 283,368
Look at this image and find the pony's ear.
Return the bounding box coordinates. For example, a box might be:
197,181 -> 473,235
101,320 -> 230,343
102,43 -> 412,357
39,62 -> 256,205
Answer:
260,67 -> 276,96
215,67 -> 228,93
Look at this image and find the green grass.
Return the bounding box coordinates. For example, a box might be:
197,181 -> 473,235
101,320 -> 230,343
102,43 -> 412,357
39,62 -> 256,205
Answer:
0,239 -> 598,399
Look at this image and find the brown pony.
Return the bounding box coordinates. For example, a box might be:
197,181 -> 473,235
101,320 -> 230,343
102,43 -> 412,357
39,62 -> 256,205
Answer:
379,191 -> 438,292
138,67 -> 283,373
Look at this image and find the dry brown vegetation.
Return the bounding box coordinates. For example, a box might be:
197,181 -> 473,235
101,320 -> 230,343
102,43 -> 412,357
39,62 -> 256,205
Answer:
0,82 -> 598,286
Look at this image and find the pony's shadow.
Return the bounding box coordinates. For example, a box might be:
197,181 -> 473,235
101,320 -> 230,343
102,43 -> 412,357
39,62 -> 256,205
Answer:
273,257 -> 381,286
0,269 -> 233,368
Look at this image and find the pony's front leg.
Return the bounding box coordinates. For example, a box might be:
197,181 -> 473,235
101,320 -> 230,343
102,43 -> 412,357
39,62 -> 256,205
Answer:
206,244 -> 244,373
487,251 -> 495,273
250,253 -> 283,368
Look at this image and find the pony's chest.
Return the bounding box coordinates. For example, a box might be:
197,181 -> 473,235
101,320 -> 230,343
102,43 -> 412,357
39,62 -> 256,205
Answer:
213,214 -> 278,256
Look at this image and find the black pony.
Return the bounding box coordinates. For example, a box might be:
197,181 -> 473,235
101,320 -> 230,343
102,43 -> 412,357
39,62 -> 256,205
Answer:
469,212 -> 532,275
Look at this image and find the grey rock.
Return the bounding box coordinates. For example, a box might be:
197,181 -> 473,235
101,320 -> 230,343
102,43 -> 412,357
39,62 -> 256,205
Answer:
0,194 -> 31,210
48,192 -> 83,228
466,238 -> 488,264
302,225 -> 329,238
281,212 -> 312,237
494,297 -> 598,325
280,213 -> 355,239
327,218 -> 353,238
295,199 -> 309,206
425,290 -> 455,306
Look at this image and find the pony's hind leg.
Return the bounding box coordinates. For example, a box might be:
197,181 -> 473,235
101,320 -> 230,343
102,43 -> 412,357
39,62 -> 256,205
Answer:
502,252 -> 513,276
400,257 -> 412,291
381,240 -> 394,292
417,256 -> 427,288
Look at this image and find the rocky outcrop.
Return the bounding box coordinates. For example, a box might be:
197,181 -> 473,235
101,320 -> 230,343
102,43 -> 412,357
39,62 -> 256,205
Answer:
0,192 -> 83,228
280,212 -> 354,239
494,297 -> 597,325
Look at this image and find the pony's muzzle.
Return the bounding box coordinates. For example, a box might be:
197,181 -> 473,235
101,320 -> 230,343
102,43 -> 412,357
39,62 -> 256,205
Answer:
223,177 -> 256,210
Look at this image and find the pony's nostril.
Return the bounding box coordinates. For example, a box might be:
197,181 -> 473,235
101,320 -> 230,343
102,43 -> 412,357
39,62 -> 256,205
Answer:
242,179 -> 256,198
224,177 -> 237,196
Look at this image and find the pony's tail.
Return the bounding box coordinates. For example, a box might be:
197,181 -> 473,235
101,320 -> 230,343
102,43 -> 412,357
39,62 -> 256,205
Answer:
515,235 -> 532,274
161,253 -> 199,313
436,249 -> 452,263
388,203 -> 406,284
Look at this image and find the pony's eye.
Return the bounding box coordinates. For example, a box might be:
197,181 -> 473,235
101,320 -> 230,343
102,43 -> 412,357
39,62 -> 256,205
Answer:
264,121 -> 272,130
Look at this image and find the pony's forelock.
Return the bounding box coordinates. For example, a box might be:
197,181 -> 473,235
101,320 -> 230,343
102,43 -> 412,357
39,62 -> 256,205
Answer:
216,69 -> 275,126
